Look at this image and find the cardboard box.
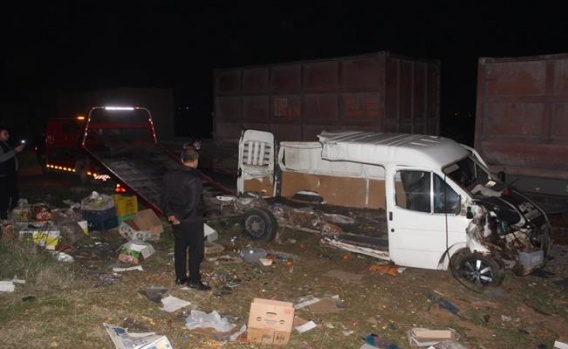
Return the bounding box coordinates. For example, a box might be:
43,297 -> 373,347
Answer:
247,298 -> 294,345
118,209 -> 164,242
407,328 -> 459,347
247,328 -> 291,345
118,242 -> 155,265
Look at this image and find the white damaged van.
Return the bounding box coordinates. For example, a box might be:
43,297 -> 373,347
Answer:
235,129 -> 551,286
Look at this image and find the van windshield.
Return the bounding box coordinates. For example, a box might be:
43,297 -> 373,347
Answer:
443,156 -> 504,197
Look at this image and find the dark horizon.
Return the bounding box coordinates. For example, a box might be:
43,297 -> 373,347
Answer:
1,2 -> 566,142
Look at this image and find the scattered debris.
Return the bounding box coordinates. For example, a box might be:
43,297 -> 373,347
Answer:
308,295 -> 345,313
185,310 -> 237,333
427,292 -> 464,320
324,269 -> 364,283
362,333 -> 398,349
294,295 -> 321,310
103,323 -> 172,349
0,280 -> 16,292
112,265 -> 144,273
139,286 -> 168,303
239,247 -> 267,263
160,295 -> 191,312
293,316 -> 317,333
407,328 -> 460,347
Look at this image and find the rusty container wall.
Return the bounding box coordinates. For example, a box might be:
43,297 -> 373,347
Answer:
214,51 -> 440,142
475,53 -> 568,180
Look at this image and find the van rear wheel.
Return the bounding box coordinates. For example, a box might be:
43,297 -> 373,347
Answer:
241,207 -> 277,241
450,251 -> 505,286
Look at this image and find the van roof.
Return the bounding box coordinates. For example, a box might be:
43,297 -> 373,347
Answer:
318,131 -> 469,169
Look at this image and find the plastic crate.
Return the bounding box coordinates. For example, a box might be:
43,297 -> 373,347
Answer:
113,195 -> 138,217
82,207 -> 119,231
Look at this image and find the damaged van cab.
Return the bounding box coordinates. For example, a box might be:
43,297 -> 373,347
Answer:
236,130 -> 551,286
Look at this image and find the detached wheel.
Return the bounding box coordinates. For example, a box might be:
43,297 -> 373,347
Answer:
450,250 -> 505,286
241,207 -> 277,241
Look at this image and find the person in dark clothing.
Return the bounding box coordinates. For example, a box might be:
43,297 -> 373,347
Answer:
0,127 -> 25,220
160,147 -> 211,291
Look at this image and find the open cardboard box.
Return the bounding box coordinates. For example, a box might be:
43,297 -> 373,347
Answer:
119,209 -> 164,242
118,242 -> 155,265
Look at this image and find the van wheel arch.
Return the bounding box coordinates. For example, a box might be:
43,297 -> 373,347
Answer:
450,250 -> 505,286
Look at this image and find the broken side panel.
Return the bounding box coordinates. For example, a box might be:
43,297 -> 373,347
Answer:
277,141 -> 386,209
237,130 -> 275,196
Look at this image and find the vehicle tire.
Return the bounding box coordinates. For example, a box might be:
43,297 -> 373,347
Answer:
241,207 -> 278,241
450,250 -> 505,286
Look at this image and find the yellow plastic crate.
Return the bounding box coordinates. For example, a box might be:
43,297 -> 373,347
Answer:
113,194 -> 138,217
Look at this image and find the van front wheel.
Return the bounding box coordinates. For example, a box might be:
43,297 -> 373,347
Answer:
241,207 -> 277,241
450,251 -> 505,286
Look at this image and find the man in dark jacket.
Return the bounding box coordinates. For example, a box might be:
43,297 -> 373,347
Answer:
160,147 -> 210,290
0,127 -> 25,220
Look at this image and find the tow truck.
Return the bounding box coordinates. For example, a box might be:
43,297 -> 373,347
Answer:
39,106 -> 233,214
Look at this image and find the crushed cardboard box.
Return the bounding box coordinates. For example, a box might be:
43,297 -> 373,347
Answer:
119,209 -> 164,242
407,327 -> 459,347
118,242 -> 155,265
247,298 -> 295,345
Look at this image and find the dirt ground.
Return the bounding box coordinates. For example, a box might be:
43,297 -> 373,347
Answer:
2,157 -> 568,349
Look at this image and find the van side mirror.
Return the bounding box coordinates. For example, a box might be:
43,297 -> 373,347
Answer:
466,206 -> 474,219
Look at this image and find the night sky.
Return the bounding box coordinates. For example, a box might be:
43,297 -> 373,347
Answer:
1,2 -> 566,140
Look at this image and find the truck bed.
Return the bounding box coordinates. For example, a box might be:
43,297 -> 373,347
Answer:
84,140 -> 233,214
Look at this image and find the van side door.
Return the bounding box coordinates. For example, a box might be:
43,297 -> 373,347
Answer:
387,168 -> 467,269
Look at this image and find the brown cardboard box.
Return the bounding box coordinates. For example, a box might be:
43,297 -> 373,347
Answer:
118,209 -> 164,242
246,328 -> 291,345
247,298 -> 294,345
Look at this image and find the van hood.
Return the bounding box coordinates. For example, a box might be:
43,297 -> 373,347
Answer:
473,188 -> 547,229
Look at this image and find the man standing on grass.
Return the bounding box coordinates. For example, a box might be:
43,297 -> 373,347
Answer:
160,146 -> 211,291
0,127 -> 25,220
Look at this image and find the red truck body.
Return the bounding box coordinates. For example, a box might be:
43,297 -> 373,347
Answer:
475,53 -> 568,216
214,51 -> 441,142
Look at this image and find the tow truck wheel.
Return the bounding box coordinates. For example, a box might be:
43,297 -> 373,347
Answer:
241,207 -> 277,241
450,251 -> 505,286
